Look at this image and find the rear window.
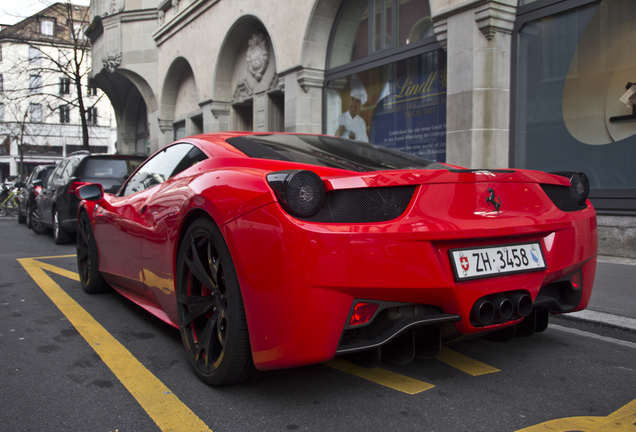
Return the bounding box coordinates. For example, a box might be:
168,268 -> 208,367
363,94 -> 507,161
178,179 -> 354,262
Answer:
38,167 -> 55,181
80,158 -> 144,179
225,134 -> 446,172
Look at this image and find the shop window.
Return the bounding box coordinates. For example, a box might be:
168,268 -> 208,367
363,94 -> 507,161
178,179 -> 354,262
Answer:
233,103 -> 253,131
325,0 -> 445,161
514,0 -> 636,211
174,121 -> 186,140
191,115 -> 203,135
328,0 -> 434,69
269,92 -> 285,132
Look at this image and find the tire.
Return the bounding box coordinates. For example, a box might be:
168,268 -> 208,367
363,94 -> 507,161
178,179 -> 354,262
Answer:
17,202 -> 26,224
76,212 -> 109,293
53,208 -> 74,244
176,217 -> 257,386
25,205 -> 32,228
30,205 -> 51,234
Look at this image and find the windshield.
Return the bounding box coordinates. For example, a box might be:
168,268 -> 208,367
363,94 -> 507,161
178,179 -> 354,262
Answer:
225,134 -> 446,172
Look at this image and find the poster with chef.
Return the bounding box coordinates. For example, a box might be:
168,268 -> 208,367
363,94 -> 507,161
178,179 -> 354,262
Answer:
327,50 -> 447,162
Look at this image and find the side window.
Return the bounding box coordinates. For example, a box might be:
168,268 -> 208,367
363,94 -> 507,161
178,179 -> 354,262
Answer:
47,161 -> 67,185
122,143 -> 207,196
62,158 -> 80,178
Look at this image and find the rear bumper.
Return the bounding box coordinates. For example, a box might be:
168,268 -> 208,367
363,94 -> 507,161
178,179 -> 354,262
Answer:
223,200 -> 597,371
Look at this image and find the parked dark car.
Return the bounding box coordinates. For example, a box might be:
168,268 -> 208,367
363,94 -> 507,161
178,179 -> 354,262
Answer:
18,164 -> 56,226
32,151 -> 146,243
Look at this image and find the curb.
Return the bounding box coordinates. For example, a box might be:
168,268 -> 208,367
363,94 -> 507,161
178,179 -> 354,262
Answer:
556,309 -> 636,333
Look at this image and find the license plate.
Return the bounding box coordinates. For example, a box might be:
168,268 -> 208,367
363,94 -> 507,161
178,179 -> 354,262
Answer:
449,242 -> 546,281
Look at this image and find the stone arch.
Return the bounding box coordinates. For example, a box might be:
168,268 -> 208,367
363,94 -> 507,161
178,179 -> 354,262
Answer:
212,14 -> 279,101
300,0 -> 342,70
212,15 -> 283,132
160,56 -> 199,123
92,68 -> 157,155
300,0 -> 437,70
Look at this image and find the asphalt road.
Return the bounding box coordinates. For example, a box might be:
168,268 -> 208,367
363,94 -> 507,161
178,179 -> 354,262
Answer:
1,214 -> 635,432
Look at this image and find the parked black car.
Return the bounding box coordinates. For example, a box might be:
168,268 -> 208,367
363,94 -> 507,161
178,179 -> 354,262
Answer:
32,151 -> 146,244
18,164 -> 56,225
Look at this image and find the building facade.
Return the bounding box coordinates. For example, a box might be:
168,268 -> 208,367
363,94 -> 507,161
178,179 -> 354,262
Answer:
87,0 -> 636,257
0,3 -> 117,181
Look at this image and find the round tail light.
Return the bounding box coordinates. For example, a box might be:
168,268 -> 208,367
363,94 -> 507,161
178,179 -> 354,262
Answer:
567,172 -> 590,205
267,170 -> 325,218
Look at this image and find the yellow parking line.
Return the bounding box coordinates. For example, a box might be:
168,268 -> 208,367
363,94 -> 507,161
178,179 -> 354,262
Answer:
436,347 -> 500,376
18,257 -> 212,432
516,398 -> 636,431
324,357 -> 435,395
31,259 -> 80,281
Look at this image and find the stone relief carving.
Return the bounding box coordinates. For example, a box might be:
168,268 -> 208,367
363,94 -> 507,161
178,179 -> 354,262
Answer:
232,80 -> 253,104
247,32 -> 269,82
103,0 -> 124,16
102,53 -> 122,73
172,0 -> 180,14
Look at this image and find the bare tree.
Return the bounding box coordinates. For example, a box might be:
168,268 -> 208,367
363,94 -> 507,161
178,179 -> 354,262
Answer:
1,1 -> 104,176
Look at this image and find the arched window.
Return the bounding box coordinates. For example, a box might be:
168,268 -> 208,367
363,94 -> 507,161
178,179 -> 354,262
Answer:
324,0 -> 447,162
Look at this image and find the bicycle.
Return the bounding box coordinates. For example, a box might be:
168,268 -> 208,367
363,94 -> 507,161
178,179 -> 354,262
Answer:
0,183 -> 22,217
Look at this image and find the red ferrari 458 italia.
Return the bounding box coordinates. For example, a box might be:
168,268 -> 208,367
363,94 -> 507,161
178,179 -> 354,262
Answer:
75,132 -> 597,385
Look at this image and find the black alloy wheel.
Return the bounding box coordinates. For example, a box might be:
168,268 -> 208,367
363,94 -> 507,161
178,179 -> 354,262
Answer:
30,205 -> 51,234
53,208 -> 73,244
76,212 -> 109,294
176,217 -> 257,386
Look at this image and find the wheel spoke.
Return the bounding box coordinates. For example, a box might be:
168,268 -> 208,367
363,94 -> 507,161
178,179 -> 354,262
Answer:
196,313 -> 219,365
77,244 -> 89,261
184,238 -> 216,292
179,294 -> 216,327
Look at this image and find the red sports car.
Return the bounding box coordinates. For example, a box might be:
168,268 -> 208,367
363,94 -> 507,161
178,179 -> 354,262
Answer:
75,132 -> 597,385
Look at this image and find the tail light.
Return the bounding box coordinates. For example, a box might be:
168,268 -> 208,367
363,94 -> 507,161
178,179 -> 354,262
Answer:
549,171 -> 590,205
267,170 -> 325,218
67,181 -> 87,194
349,302 -> 379,326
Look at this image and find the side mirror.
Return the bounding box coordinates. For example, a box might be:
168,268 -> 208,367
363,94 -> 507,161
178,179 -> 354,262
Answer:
76,183 -> 104,201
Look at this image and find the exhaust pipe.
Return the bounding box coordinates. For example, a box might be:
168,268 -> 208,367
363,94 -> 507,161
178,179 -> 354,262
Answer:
494,297 -> 514,320
511,293 -> 533,317
471,298 -> 495,325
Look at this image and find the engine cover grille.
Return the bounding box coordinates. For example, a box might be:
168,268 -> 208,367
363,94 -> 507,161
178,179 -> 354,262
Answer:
301,185 -> 416,223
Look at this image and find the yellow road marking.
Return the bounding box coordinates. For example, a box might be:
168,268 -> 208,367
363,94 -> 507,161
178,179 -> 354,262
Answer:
18,257 -> 212,432
436,347 -> 500,376
516,398 -> 636,431
324,357 -> 435,395
32,259 -> 80,281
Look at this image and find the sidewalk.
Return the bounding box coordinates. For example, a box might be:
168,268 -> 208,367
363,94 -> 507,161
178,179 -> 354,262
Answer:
561,255 -> 636,332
